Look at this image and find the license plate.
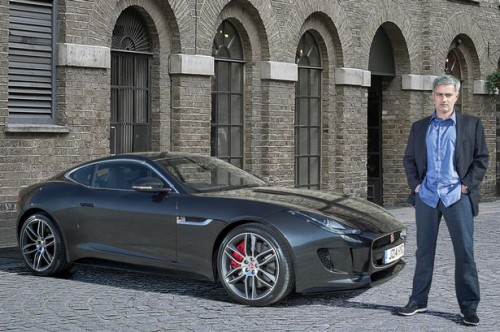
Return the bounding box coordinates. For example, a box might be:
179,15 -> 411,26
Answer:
383,243 -> 404,264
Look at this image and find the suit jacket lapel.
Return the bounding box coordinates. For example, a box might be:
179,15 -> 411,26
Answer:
454,113 -> 463,165
418,116 -> 431,167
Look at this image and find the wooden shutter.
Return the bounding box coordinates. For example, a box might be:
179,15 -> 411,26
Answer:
8,0 -> 54,122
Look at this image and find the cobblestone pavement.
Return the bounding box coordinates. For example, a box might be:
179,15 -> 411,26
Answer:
1,202 -> 499,331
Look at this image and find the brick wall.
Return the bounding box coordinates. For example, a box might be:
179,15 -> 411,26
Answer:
0,0 -> 14,245
170,75 -> 212,154
332,85 -> 369,197
1,0 -> 499,246
260,80 -> 295,186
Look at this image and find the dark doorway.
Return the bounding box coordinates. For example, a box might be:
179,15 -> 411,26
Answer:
367,76 -> 383,205
368,26 -> 395,206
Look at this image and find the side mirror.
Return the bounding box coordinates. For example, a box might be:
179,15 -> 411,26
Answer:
132,177 -> 170,193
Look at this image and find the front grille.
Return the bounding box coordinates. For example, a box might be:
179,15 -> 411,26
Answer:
373,231 -> 402,250
372,231 -> 404,267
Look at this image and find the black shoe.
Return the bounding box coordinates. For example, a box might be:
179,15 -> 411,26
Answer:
397,301 -> 427,316
461,310 -> 479,326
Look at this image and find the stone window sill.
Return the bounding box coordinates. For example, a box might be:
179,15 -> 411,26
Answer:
4,123 -> 70,134
447,0 -> 480,4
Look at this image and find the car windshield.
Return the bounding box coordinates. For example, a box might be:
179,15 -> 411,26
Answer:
153,155 -> 266,192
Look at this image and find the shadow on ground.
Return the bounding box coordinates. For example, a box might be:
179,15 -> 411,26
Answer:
0,246 -> 465,326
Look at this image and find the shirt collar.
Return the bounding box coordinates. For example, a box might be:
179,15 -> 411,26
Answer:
430,110 -> 456,124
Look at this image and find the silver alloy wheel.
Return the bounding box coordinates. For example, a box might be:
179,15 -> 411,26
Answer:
220,232 -> 279,301
20,216 -> 56,272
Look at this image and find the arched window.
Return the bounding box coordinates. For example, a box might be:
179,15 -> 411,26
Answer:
211,21 -> 244,168
295,32 -> 321,189
111,8 -> 152,154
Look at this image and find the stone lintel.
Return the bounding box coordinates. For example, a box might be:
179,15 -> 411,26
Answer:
169,54 -> 214,76
334,68 -> 371,87
402,74 -> 438,91
58,43 -> 110,69
403,75 -> 495,95
259,61 -> 297,81
473,80 -> 498,95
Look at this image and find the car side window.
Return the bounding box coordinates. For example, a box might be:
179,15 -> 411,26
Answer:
68,165 -> 94,186
92,162 -> 162,190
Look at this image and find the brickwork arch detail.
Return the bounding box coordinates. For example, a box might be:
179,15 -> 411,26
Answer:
295,13 -> 343,68
437,11 -> 487,78
80,0 -> 182,53
282,1 -> 349,65
213,2 -> 268,62
361,0 -> 415,73
196,0 -> 276,60
106,0 -> 181,53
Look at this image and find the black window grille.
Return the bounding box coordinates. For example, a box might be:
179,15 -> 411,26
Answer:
110,8 -> 152,154
295,31 -> 322,189
211,21 -> 244,169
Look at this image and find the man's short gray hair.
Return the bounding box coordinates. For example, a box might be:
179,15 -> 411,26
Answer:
433,75 -> 461,93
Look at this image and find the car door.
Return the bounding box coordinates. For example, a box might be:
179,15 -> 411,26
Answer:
72,160 -> 178,267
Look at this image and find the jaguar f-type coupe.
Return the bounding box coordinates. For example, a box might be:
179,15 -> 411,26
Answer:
16,152 -> 406,306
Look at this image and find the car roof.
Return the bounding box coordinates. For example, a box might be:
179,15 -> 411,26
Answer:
115,151 -> 204,159
57,151 -> 204,178
91,151 -> 205,163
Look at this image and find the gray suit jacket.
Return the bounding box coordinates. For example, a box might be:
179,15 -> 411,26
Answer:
403,114 -> 489,216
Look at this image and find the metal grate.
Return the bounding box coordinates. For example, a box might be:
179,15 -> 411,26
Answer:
373,231 -> 401,250
112,8 -> 151,53
8,0 -> 55,122
111,8 -> 152,154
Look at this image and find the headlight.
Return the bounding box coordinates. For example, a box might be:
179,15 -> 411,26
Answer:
400,228 -> 407,241
287,210 -> 361,235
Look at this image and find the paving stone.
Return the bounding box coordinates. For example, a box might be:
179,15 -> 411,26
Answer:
1,202 -> 499,331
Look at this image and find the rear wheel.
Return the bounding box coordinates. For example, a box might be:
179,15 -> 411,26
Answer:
19,213 -> 72,276
217,223 -> 294,306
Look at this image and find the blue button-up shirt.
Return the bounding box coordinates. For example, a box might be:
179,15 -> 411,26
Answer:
419,111 -> 461,208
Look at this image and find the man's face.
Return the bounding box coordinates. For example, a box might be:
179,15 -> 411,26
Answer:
432,84 -> 458,119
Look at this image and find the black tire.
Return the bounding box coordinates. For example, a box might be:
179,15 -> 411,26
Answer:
217,223 -> 294,306
19,213 -> 72,276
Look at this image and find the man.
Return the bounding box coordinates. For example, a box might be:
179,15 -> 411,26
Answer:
399,75 -> 489,326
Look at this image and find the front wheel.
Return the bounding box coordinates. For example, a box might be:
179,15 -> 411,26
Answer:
217,223 -> 294,306
19,213 -> 72,276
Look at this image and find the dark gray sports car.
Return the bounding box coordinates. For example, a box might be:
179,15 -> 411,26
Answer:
16,152 -> 406,306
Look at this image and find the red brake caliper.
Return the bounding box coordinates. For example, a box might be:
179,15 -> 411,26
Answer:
230,240 -> 246,269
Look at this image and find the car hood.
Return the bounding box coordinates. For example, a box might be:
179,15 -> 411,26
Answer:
201,186 -> 404,233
